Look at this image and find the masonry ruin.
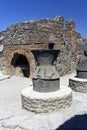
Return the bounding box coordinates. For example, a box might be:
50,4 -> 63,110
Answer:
0,15 -> 81,77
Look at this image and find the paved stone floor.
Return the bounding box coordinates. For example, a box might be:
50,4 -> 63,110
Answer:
0,72 -> 87,130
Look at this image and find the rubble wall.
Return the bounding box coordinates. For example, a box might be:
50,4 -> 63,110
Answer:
1,16 -> 81,76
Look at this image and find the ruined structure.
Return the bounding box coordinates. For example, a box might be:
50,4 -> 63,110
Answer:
0,15 -> 81,77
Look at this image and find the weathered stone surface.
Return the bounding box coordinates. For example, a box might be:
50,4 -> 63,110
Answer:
47,112 -> 64,129
20,115 -> 52,130
33,78 -> 60,92
0,57 -> 5,71
77,38 -> 87,51
76,51 -> 87,78
21,86 -> 72,113
2,115 -> 30,129
1,73 -> 87,130
19,114 -> 61,130
0,16 -> 81,76
32,50 -> 60,92
0,122 -> 2,128
0,110 -> 14,120
0,73 -> 10,81
69,77 -> 87,92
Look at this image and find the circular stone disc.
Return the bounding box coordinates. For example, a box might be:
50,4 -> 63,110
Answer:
21,86 -> 72,113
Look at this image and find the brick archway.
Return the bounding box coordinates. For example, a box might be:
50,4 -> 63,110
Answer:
10,49 -> 35,77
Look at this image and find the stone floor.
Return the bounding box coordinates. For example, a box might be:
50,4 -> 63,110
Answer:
0,72 -> 87,130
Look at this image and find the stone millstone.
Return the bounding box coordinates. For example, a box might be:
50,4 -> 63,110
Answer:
33,65 -> 60,92
21,86 -> 72,113
32,50 -> 60,92
76,51 -> 87,78
69,76 -> 87,93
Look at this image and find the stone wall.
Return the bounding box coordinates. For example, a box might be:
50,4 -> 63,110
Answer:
0,16 -> 81,76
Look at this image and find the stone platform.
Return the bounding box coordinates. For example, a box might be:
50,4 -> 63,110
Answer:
69,76 -> 87,93
21,86 -> 72,113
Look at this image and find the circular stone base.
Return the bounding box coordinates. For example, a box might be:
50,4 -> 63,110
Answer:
21,86 -> 72,113
69,76 -> 87,93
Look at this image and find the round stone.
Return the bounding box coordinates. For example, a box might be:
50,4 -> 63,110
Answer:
21,86 -> 72,113
69,76 -> 87,93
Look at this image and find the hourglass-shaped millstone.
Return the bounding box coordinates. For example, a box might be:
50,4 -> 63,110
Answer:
32,50 -> 60,92
76,51 -> 87,78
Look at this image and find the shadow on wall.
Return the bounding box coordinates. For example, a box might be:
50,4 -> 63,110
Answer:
56,114 -> 87,130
